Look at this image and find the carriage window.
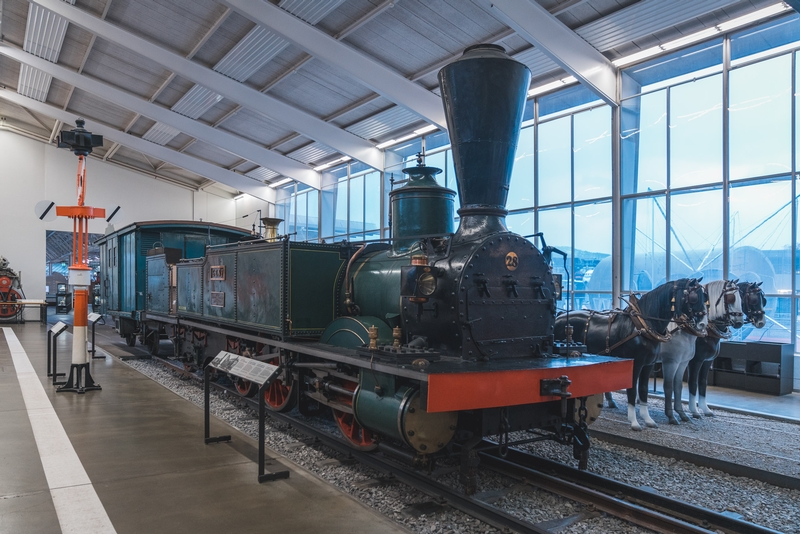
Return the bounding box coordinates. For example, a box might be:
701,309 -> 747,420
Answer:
729,55 -> 791,181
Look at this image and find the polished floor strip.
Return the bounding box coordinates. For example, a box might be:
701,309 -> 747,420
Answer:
3,328 -> 116,534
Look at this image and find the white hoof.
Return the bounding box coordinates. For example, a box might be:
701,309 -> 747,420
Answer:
638,403 -> 658,428
627,404 -> 641,431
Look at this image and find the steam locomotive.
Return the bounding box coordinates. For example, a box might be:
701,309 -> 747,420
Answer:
102,44 -> 632,490
0,256 -> 24,322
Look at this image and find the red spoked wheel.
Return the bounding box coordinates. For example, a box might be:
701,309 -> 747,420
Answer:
332,408 -> 377,451
234,377 -> 259,398
330,381 -> 377,451
263,356 -> 296,412
0,284 -> 23,321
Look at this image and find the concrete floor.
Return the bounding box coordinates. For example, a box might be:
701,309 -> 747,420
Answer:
0,322 -> 410,534
648,376 -> 800,422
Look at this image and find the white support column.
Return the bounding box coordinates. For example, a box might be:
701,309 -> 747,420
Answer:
479,0 -> 618,107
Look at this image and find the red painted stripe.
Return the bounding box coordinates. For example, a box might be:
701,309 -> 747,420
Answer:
426,359 -> 633,413
73,289 -> 88,327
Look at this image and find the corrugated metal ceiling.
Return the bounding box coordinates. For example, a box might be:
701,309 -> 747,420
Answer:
0,0 -> 775,194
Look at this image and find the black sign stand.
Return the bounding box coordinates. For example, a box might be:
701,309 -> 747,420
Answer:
203,363 -> 290,484
88,313 -> 104,359
48,322 -> 69,385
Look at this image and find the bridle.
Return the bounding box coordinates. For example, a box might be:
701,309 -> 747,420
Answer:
672,279 -> 707,337
589,279 -> 706,353
740,283 -> 766,325
706,280 -> 742,339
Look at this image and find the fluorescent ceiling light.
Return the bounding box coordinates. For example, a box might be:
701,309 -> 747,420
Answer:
313,155 -> 351,172
269,177 -> 294,188
613,2 -> 790,68
234,194 -> 246,200
414,124 -> 438,135
527,76 -> 577,97
717,3 -> 789,32
376,139 -> 398,149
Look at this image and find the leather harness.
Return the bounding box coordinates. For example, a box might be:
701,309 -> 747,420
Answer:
585,282 -> 702,355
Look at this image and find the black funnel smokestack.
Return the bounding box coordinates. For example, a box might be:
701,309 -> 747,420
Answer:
438,44 -> 531,241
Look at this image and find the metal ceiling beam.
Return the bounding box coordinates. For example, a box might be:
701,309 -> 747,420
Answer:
0,42 -> 321,189
477,0 -> 618,106
0,89 -> 276,202
220,0 -> 447,130
27,0 -> 383,171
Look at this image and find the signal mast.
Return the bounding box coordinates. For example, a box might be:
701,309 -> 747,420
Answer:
55,119 -> 105,393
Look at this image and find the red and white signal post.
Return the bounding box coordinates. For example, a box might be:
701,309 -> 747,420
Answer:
56,119 -> 105,393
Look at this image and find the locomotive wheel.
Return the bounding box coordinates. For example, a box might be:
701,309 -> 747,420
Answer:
332,408 -> 377,451
234,377 -> 259,398
263,356 -> 297,412
125,333 -> 136,347
0,288 -> 22,320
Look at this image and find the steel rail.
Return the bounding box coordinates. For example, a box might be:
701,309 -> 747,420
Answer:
479,445 -> 782,534
590,429 -> 800,492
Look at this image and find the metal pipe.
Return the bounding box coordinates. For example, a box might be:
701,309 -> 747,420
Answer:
322,381 -> 356,399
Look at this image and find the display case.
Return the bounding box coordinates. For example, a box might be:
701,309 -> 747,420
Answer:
56,283 -> 71,314
712,341 -> 794,396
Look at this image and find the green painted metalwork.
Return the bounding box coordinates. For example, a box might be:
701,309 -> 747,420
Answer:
349,252 -> 406,322
289,247 -> 346,332
236,247 -> 283,330
145,255 -> 170,314
390,165 -> 455,254
176,260 -> 203,316
204,251 -> 237,321
319,315 -> 392,348
353,371 -> 413,441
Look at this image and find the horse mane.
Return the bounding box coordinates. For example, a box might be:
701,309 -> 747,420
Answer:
634,278 -> 688,334
706,280 -> 740,323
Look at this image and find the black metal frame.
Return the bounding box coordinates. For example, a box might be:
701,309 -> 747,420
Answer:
203,365 -> 290,483
48,324 -> 68,385
89,314 -> 105,359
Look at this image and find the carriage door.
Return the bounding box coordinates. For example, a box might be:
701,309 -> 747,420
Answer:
105,236 -> 118,312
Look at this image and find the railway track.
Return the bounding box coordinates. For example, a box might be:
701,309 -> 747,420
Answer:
589,429 -> 800,492
149,354 -> 784,534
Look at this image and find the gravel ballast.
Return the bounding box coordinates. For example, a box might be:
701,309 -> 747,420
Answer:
122,354 -> 800,533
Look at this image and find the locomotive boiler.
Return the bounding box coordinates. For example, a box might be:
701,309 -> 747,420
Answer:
131,44 -> 632,490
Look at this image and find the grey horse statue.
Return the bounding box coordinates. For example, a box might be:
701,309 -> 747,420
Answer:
656,283 -> 711,425
556,278 -> 707,431
687,281 -> 766,417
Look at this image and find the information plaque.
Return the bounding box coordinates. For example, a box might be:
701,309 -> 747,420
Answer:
203,351 -> 289,484
208,351 -> 278,385
50,321 -> 68,334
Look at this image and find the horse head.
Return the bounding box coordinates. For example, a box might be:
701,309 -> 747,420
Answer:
740,281 -> 767,329
724,279 -> 745,329
678,278 -> 707,335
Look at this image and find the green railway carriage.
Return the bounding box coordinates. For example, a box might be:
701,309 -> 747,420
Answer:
96,221 -> 252,346
177,239 -> 349,337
